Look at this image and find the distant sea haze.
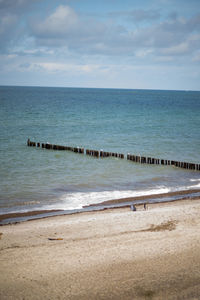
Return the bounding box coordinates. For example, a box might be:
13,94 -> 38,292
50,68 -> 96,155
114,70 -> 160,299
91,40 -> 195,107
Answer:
0,86 -> 200,214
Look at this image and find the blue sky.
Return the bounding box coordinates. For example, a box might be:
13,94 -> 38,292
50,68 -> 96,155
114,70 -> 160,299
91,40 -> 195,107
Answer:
0,0 -> 200,90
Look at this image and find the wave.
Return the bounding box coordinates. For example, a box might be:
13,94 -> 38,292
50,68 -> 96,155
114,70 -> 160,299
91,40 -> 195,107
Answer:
190,179 -> 200,182
43,181 -> 200,211
42,187 -> 171,210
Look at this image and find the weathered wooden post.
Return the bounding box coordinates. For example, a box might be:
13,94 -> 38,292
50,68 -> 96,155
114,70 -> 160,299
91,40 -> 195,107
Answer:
79,148 -> 84,154
147,157 -> 151,164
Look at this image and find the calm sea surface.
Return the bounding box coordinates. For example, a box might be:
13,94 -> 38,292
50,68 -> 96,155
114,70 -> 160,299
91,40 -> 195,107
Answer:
0,86 -> 200,214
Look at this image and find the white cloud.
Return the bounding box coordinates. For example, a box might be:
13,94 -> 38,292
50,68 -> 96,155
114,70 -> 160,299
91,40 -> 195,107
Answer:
23,62 -> 103,74
28,5 -> 200,63
161,42 -> 189,55
135,49 -> 153,58
33,5 -> 79,37
0,1 -> 200,90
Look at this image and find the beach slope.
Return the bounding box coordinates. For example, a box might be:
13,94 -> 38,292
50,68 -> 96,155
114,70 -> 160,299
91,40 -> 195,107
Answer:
0,199 -> 200,299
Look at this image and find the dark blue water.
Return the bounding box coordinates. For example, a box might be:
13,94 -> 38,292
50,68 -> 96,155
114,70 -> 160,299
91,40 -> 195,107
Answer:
0,86 -> 200,214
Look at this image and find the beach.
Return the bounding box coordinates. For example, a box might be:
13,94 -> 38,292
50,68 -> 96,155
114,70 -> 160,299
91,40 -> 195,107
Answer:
0,198 -> 200,299
1,3 -> 200,299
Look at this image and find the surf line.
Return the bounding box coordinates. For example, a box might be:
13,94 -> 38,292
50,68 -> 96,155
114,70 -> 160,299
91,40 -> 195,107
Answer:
27,139 -> 200,172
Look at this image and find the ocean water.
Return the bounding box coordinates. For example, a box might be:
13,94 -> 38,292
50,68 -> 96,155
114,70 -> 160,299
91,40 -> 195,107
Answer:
0,86 -> 200,214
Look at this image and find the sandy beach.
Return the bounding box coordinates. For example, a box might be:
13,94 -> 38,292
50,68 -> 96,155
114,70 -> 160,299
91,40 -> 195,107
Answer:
0,198 -> 200,300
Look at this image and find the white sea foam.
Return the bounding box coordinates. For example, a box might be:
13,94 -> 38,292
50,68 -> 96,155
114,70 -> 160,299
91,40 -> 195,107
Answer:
190,179 -> 200,182
42,180 -> 200,211
43,187 -> 171,210
172,182 -> 200,191
188,183 -> 200,188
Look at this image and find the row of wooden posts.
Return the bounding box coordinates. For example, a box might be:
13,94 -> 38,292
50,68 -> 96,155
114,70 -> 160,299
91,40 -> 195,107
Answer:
27,139 -> 200,171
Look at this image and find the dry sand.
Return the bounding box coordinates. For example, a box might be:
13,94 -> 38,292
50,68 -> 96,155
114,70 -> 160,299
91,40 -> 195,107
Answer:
0,199 -> 200,299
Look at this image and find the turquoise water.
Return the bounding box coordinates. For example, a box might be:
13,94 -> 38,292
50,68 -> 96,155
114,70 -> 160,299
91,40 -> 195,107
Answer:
0,86 -> 200,214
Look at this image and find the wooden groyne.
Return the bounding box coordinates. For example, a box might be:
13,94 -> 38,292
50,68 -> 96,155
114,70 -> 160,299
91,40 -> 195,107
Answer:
126,154 -> 199,171
27,139 -> 200,171
86,150 -> 124,159
30,140 -> 84,154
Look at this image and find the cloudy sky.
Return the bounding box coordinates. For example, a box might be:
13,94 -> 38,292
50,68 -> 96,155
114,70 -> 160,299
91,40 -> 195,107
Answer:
0,0 -> 200,90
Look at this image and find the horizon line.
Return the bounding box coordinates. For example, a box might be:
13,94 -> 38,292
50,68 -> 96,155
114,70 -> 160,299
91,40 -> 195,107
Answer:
0,84 -> 199,93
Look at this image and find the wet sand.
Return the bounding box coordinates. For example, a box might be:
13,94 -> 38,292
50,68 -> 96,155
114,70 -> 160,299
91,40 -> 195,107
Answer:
1,188 -> 200,225
0,198 -> 200,299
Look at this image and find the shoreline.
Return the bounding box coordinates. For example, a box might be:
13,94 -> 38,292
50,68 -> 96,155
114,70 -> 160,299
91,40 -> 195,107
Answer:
1,188 -> 200,225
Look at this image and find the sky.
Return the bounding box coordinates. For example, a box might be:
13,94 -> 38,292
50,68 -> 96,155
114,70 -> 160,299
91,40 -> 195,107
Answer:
0,0 -> 200,90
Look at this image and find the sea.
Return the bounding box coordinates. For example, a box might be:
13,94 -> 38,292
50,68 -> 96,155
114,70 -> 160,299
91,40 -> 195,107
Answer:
0,86 -> 200,215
